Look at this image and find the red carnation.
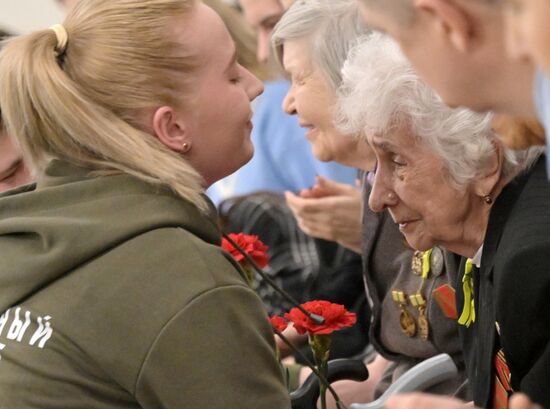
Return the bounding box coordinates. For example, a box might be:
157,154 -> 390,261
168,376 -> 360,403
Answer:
221,233 -> 269,268
269,316 -> 288,333
284,300 -> 356,336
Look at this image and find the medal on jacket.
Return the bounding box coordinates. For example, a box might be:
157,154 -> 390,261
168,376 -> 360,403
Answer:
429,247 -> 444,277
411,250 -> 423,276
410,293 -> 429,340
409,249 -> 432,340
392,290 -> 416,337
393,248 -> 441,340
433,284 -> 458,319
493,321 -> 513,409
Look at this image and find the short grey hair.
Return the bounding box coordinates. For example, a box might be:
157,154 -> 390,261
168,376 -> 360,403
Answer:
337,33 -> 542,187
271,0 -> 369,90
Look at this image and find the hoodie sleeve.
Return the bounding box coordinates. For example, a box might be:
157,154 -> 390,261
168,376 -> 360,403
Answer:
134,284 -> 291,409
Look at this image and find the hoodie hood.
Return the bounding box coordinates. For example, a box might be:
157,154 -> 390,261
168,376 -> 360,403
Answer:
0,160 -> 221,313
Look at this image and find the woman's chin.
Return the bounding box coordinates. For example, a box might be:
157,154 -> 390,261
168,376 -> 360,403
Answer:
404,235 -> 433,252
312,146 -> 333,163
209,146 -> 254,185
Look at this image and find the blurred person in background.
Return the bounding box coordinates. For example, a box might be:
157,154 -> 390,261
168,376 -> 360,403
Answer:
237,0 -> 365,258
262,0 -> 373,377
353,0 -> 535,117
208,0 -> 356,206
503,0 -> 550,181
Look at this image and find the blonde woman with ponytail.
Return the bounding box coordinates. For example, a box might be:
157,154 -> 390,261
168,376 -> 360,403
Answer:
0,1 -> 291,408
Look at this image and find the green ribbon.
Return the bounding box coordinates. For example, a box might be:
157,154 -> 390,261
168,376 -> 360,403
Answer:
458,258 -> 475,327
421,248 -> 432,279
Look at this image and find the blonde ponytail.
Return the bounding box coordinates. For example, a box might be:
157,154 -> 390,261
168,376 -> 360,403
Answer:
0,0 -> 213,211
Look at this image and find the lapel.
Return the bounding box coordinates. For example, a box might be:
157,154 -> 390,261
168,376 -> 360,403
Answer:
480,168 -> 531,279
469,163 -> 532,406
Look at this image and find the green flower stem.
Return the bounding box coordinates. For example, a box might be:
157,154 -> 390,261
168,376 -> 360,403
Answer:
241,262 -> 255,287
316,358 -> 328,409
320,360 -> 328,409
222,232 -> 324,325
310,334 -> 332,409
273,327 -> 347,409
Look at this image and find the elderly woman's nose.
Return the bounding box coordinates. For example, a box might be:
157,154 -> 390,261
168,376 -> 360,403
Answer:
369,175 -> 397,213
282,89 -> 297,115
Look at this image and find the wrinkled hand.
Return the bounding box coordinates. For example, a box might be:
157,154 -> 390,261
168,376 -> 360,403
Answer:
285,176 -> 363,253
385,393 -> 473,409
509,394 -> 544,409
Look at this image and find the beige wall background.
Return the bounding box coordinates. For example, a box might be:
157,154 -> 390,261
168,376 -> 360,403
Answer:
0,0 -> 66,34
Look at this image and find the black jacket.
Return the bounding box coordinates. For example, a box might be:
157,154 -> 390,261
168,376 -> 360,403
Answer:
457,156 -> 550,408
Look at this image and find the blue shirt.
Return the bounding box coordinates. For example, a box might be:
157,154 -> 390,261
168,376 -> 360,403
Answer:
534,67 -> 550,179
207,80 -> 357,205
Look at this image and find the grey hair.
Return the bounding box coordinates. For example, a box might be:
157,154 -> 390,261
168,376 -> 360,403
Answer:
337,32 -> 542,187
271,0 -> 370,90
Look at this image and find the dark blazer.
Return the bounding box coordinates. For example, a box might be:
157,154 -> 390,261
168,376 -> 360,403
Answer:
457,155 -> 550,408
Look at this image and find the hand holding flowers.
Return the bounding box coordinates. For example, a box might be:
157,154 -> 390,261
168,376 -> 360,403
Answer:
222,232 -> 357,408
272,301 -> 357,409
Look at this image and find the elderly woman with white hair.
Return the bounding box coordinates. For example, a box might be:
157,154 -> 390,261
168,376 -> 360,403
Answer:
264,0 -> 375,372
273,0 -> 373,169
339,33 -> 550,409
272,0 -> 374,255
272,2 -> 470,407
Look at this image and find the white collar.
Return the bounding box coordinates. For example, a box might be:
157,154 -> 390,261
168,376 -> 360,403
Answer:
471,245 -> 483,268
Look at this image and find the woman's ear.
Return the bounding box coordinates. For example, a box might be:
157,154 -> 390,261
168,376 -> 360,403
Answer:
152,106 -> 191,153
473,140 -> 504,199
414,0 -> 472,53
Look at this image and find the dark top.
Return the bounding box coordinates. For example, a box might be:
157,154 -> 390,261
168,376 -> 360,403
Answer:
457,156 -> 550,408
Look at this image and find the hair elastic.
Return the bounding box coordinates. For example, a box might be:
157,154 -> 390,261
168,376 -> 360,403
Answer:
49,24 -> 68,57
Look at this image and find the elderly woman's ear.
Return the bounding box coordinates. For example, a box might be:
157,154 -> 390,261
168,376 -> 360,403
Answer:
472,140 -> 504,202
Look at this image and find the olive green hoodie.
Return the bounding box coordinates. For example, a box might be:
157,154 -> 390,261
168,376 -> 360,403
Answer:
0,160 -> 290,409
